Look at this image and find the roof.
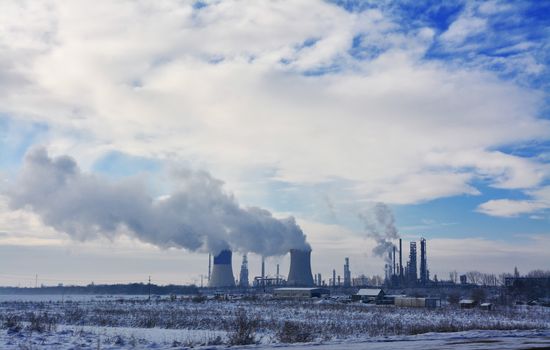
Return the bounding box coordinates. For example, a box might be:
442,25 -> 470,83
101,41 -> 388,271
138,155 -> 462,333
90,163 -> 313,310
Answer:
356,288 -> 383,296
480,303 -> 493,306
459,299 -> 476,304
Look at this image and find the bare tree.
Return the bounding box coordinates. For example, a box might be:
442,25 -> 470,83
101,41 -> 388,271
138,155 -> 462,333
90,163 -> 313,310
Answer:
480,273 -> 499,286
370,275 -> 383,286
526,270 -> 550,278
466,271 -> 482,285
498,272 -> 513,286
449,271 -> 458,284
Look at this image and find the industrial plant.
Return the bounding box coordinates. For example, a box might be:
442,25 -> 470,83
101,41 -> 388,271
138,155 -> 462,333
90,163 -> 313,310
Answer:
203,237 -> 436,290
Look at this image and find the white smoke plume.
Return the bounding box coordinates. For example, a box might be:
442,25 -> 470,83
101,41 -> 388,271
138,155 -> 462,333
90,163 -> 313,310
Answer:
358,202 -> 399,262
5,148 -> 310,256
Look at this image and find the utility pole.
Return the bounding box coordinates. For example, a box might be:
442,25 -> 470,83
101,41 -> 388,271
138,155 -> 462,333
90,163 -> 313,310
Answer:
35,274 -> 38,288
148,276 -> 151,301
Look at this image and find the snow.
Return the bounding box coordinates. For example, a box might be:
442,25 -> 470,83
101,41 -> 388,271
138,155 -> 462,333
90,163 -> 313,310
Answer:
0,294 -> 548,349
1,328 -> 549,349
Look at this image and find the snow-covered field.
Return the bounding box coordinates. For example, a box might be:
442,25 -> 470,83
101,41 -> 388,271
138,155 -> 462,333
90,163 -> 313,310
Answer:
0,294 -> 548,349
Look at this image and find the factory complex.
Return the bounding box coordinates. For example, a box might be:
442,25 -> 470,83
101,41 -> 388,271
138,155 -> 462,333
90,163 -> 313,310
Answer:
207,237 -> 434,290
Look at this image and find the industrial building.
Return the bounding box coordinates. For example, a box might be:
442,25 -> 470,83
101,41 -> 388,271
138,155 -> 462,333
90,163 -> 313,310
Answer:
343,257 -> 351,287
407,241 -> 418,284
208,250 -> 236,288
419,238 -> 429,285
385,237 -> 431,288
459,299 -> 477,309
286,249 -> 315,287
273,287 -> 330,298
238,255 -> 249,288
204,237 -> 435,291
394,297 -> 441,308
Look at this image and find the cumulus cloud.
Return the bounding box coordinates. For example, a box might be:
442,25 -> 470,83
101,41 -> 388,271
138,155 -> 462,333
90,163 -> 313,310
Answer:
5,148 -> 310,256
477,185 -> 550,217
0,0 -> 548,212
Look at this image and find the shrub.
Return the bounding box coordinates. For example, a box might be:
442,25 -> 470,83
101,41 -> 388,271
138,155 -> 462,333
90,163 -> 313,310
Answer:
228,308 -> 259,345
2,314 -> 22,333
26,312 -> 57,333
192,295 -> 207,303
277,321 -> 314,343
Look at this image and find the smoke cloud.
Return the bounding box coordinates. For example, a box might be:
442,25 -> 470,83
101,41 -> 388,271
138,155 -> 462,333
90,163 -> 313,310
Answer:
5,148 -> 310,256
358,203 -> 399,262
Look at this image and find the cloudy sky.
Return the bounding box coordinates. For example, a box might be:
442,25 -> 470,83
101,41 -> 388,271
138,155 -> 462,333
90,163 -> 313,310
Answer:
0,0 -> 549,286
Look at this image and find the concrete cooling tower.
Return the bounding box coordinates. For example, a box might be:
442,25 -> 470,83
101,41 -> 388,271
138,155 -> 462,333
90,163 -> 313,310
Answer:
287,249 -> 314,286
209,250 -> 236,288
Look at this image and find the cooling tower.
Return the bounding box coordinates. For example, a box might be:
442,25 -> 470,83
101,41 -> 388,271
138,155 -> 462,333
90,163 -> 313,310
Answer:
208,250 -> 236,288
287,249 -> 314,286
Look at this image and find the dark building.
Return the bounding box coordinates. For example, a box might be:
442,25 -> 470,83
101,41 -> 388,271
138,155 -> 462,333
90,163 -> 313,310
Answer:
419,237 -> 428,285
407,241 -> 417,284
239,255 -> 249,288
505,277 -> 550,300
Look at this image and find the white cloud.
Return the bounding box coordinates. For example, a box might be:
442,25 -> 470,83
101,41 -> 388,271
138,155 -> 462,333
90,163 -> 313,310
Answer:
0,0 -> 548,210
477,185 -> 550,217
440,15 -> 486,45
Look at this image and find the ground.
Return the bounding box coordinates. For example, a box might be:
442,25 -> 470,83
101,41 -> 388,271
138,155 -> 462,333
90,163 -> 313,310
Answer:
0,294 -> 548,349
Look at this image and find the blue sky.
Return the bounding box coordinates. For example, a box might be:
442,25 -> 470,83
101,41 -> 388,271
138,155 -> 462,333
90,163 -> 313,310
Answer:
0,0 -> 549,285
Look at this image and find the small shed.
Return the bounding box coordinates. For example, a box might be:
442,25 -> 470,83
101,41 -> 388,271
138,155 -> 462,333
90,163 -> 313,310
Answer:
425,298 -> 442,308
395,297 -> 426,308
459,299 -> 477,309
480,302 -> 493,311
352,288 -> 385,303
380,294 -> 406,305
273,288 -> 330,298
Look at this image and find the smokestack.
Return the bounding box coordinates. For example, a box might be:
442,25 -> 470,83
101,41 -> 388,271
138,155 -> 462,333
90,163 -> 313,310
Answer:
399,238 -> 403,278
344,257 -> 351,287
208,250 -> 236,288
420,237 -> 427,285
408,241 -> 417,284
392,246 -> 396,276
208,253 -> 211,282
287,249 -> 314,286
261,257 -> 265,287
332,269 -> 336,287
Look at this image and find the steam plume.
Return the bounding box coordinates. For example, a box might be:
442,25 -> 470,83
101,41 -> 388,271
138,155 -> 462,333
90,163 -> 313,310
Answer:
358,202 -> 399,262
6,148 -> 310,256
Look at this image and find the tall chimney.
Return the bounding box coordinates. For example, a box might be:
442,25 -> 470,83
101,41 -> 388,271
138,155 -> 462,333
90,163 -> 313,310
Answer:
420,237 -> 427,285
261,257 -> 266,287
399,238 -> 403,279
208,250 -> 236,288
392,246 -> 396,276
343,257 -> 351,287
208,253 -> 211,282
287,249 -> 314,286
